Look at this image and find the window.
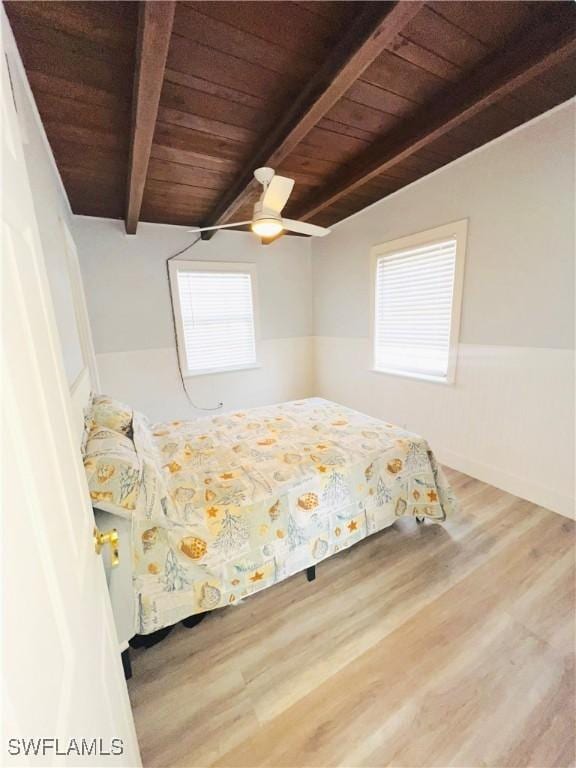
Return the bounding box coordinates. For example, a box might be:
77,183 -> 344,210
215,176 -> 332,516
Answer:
169,260 -> 259,376
371,220 -> 467,383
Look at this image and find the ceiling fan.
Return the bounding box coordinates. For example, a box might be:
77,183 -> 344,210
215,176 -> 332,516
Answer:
189,167 -> 331,240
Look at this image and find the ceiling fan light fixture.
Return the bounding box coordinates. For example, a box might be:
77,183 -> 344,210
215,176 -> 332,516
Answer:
251,218 -> 283,238
186,169 -> 330,238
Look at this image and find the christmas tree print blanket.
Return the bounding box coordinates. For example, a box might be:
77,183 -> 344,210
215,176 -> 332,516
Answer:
128,398 -> 457,633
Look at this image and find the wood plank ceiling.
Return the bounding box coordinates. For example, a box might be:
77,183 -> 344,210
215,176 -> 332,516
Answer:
6,1 -> 576,236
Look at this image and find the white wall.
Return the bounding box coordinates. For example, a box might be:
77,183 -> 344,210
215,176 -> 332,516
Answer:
6,31 -> 87,386
312,101 -> 575,518
72,219 -> 315,421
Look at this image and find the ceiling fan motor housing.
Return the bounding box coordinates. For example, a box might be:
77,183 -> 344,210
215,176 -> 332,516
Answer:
251,201 -> 283,237
252,200 -> 281,224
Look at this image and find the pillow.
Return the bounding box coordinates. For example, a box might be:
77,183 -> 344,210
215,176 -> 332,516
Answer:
83,426 -> 141,514
90,394 -> 133,437
80,407 -> 93,456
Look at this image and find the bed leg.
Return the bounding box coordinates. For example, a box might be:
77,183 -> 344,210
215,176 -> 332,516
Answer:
182,611 -> 207,628
306,566 -> 316,582
129,625 -> 173,649
121,648 -> 132,680
415,516 -> 425,524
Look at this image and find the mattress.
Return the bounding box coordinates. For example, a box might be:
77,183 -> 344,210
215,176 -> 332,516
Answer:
130,398 -> 456,633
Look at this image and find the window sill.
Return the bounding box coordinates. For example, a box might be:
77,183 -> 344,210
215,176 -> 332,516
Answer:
370,367 -> 454,385
184,363 -> 262,378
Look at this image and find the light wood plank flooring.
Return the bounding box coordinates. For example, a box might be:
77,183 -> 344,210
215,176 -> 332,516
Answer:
128,469 -> 575,768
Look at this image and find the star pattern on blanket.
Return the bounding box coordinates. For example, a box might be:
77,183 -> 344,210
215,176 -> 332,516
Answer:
250,571 -> 264,582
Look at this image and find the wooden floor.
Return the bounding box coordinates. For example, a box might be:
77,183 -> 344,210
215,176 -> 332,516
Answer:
128,469 -> 576,768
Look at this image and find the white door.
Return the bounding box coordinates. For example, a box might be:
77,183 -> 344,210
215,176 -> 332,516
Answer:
1,11 -> 141,767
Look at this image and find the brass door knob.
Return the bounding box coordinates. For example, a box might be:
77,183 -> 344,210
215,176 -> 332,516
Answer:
93,527 -> 119,567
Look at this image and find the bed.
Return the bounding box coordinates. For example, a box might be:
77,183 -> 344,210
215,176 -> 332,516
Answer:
83,396 -> 456,641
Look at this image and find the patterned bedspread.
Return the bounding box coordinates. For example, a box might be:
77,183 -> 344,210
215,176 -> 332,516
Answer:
131,398 -> 456,633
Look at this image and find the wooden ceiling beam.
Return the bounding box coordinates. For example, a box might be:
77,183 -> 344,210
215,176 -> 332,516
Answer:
294,9 -> 576,222
200,0 -> 425,238
125,1 -> 175,234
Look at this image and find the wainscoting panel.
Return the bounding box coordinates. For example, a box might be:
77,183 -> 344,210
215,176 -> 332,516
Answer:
96,336 -> 315,423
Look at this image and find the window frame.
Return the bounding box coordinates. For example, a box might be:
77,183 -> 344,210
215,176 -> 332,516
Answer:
168,259 -> 261,378
369,219 -> 468,385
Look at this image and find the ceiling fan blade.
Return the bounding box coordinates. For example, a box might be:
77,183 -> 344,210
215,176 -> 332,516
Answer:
260,231 -> 285,246
281,218 -> 331,237
187,220 -> 252,233
262,175 -> 294,213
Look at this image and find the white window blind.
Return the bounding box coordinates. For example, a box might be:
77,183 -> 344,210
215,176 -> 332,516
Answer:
374,238 -> 457,380
176,270 -> 257,375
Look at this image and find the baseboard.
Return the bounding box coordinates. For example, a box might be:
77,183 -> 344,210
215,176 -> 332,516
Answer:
437,447 -> 574,520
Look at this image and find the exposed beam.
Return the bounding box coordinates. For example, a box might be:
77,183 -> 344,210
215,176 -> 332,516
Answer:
294,10 -> 576,222
201,0 -> 424,238
125,1 -> 175,234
